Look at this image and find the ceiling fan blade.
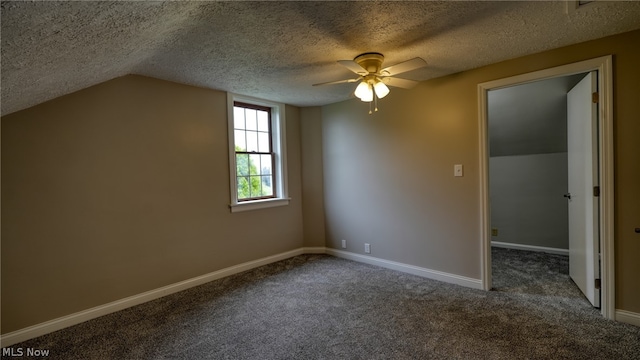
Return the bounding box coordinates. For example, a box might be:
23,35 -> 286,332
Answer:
312,78 -> 361,86
381,57 -> 427,76
337,60 -> 368,75
382,77 -> 420,89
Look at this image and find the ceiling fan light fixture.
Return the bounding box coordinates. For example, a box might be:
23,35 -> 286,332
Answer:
355,81 -> 373,102
373,80 -> 390,99
314,52 -> 427,111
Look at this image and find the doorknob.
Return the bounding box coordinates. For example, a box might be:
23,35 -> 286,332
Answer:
564,193 -> 572,200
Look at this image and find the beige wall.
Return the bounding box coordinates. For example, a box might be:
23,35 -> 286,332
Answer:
300,107 -> 326,248
321,30 -> 640,312
1,75 -> 304,333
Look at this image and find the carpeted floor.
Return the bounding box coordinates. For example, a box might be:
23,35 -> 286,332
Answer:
4,248 -> 640,359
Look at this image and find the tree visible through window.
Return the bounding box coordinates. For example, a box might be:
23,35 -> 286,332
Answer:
233,102 -> 275,201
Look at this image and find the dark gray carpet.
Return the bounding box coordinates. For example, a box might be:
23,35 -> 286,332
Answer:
4,248 -> 640,359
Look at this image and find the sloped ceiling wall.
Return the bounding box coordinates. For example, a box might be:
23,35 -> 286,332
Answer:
488,73 -> 586,157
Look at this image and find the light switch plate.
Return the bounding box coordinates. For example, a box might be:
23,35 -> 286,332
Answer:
454,164 -> 463,177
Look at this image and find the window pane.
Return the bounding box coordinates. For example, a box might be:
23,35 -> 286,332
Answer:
249,154 -> 261,175
234,107 -> 245,129
261,154 -> 272,175
258,132 -> 270,152
234,130 -> 246,151
250,176 -> 261,197
245,109 -> 257,131
246,131 -> 258,152
237,176 -> 249,200
257,111 -> 269,131
236,154 -> 249,176
261,176 -> 273,196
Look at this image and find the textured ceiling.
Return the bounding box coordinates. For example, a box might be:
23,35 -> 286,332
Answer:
2,1 -> 640,116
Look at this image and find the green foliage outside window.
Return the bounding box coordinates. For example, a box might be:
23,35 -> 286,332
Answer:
236,146 -> 272,200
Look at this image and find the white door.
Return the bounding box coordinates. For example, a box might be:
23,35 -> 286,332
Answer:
567,72 -> 600,307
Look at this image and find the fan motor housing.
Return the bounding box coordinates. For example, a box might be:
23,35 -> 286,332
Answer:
354,52 -> 384,74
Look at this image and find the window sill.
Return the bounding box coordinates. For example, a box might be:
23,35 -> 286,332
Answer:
229,198 -> 291,213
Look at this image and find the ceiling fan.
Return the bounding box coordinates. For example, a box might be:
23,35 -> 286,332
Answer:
313,52 -> 427,113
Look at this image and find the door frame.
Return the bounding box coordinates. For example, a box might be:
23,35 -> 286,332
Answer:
477,55 -> 614,319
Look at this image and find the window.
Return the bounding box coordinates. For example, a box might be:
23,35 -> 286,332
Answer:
227,93 -> 289,212
233,102 -> 274,201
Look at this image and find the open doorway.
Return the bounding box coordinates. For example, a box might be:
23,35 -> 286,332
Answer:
478,56 -> 615,319
487,73 -> 591,303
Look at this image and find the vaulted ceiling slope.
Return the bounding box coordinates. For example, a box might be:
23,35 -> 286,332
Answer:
2,1 -> 640,116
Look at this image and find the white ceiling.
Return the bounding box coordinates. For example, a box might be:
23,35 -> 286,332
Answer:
2,1 -> 640,116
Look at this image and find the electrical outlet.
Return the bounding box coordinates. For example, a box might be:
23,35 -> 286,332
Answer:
492,228 -> 498,236
364,243 -> 371,254
341,239 -> 347,248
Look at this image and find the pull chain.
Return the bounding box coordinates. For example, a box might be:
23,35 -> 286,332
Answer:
374,92 -> 378,112
369,92 -> 379,115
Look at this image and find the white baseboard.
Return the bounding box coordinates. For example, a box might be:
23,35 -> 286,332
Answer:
326,248 -> 483,290
491,241 -> 569,256
301,246 -> 326,254
1,247 -> 310,348
616,309 -> 640,327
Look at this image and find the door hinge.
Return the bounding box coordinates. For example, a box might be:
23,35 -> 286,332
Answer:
592,92 -> 599,103
595,279 -> 601,290
593,186 -> 600,197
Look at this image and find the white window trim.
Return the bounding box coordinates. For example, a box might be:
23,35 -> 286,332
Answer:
227,93 -> 289,212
